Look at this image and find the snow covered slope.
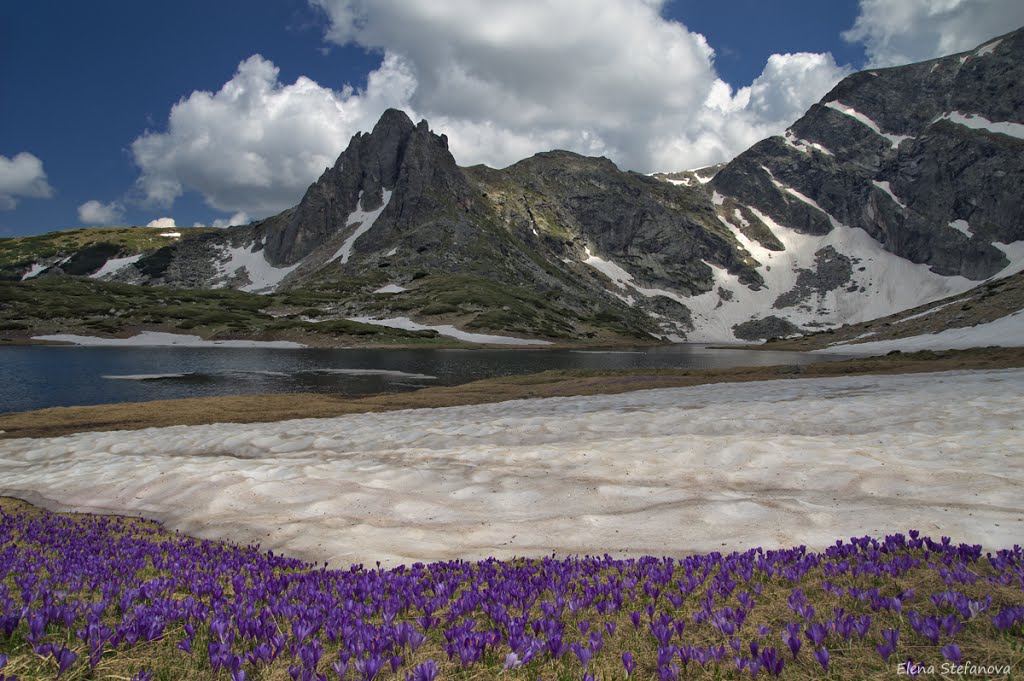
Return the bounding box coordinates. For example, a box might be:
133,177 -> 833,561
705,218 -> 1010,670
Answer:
2,369 -> 1021,566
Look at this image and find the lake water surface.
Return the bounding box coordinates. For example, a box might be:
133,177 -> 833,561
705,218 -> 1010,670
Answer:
0,344 -> 846,414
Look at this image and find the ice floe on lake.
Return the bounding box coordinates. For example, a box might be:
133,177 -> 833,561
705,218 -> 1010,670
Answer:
1,369 -> 1021,567
34,331 -> 306,349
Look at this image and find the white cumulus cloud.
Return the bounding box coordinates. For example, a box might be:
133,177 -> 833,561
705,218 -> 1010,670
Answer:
0,152 -> 54,210
311,0 -> 850,172
146,217 -> 177,228
844,0 -> 1024,67
131,54 -> 414,218
130,1 -> 859,219
211,211 -> 250,228
77,199 -> 124,225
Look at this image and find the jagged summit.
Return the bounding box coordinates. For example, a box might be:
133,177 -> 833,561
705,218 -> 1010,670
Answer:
261,109 -> 468,266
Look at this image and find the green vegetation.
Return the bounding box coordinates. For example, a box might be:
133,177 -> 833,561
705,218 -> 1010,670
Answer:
0,226 -> 215,270
360,273 -> 587,339
0,278 -> 449,346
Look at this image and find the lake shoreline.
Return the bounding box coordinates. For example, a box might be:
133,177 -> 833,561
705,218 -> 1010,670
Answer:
3,346 -> 1022,439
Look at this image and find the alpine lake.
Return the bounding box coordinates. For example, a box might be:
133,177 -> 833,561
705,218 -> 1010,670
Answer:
0,343 -> 848,414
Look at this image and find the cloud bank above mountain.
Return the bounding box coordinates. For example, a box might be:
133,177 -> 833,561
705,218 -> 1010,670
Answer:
129,0 -> 1021,221
0,152 -> 53,211
844,0 -> 1024,67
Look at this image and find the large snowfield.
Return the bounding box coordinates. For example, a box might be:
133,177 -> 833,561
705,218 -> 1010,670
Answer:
2,368 -> 1021,567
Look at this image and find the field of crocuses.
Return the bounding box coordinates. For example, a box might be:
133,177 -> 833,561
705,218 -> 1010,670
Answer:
1,498 -> 1021,680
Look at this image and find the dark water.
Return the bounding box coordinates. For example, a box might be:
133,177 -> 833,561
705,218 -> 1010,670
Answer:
0,344 -> 847,414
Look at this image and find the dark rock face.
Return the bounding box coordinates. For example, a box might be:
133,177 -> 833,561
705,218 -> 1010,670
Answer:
774,246 -> 856,310
261,110 -> 474,267
467,151 -> 763,296
711,27 -> 1024,280
732,316 -> 803,341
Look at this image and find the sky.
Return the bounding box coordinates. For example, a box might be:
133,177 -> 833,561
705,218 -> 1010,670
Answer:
2,0 -> 1022,237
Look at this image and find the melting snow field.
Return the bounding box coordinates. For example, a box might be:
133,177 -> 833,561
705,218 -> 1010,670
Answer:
1,369 -> 1021,567
817,310 -> 1024,354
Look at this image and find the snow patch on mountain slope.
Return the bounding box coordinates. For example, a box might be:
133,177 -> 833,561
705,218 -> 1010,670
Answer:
582,198 -> 976,344
331,190 -> 394,264
974,39 -> 1003,57
20,263 -> 47,281
215,245 -> 301,293
685,199 -> 976,342
991,241 -> 1024,279
872,181 -> 908,210
948,219 -> 972,237
935,111 -> 1024,140
823,101 -> 912,147
347,316 -> 552,345
782,131 -> 834,156
89,254 -> 144,279
816,310 -> 1024,355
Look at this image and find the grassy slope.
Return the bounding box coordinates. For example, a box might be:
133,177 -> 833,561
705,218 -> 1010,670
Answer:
0,226 -> 214,269
0,277 -> 463,347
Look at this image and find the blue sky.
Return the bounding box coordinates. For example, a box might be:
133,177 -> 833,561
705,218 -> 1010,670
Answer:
2,0 -> 1020,237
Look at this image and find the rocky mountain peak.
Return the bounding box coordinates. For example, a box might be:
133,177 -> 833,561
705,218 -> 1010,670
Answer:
710,26 -> 1024,281
261,108 -> 466,266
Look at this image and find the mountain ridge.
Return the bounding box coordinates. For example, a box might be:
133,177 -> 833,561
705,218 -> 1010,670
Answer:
3,27 -> 1023,346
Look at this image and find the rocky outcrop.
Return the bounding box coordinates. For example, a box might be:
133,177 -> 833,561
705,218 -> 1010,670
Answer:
260,109 -> 475,267
711,28 -> 1024,280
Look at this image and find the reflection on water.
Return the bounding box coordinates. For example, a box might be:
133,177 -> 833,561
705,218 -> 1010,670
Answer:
0,344 -> 849,413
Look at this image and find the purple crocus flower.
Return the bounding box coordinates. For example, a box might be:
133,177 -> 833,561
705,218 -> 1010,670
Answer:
54,647 -> 77,678
361,655 -> 384,681
332,655 -> 349,680
941,643 -> 962,664
405,660 -> 438,681
781,622 -> 801,659
570,643 -> 593,668
759,647 -> 784,678
622,651 -> 636,677
814,647 -> 830,672
853,614 -> 872,639
657,663 -> 679,681
805,622 -> 828,647
407,630 -> 427,652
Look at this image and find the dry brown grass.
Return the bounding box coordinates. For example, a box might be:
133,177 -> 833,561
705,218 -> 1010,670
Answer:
3,347 -> 1024,440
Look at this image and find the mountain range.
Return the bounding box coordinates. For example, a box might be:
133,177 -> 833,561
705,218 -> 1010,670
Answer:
3,27 -> 1022,346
